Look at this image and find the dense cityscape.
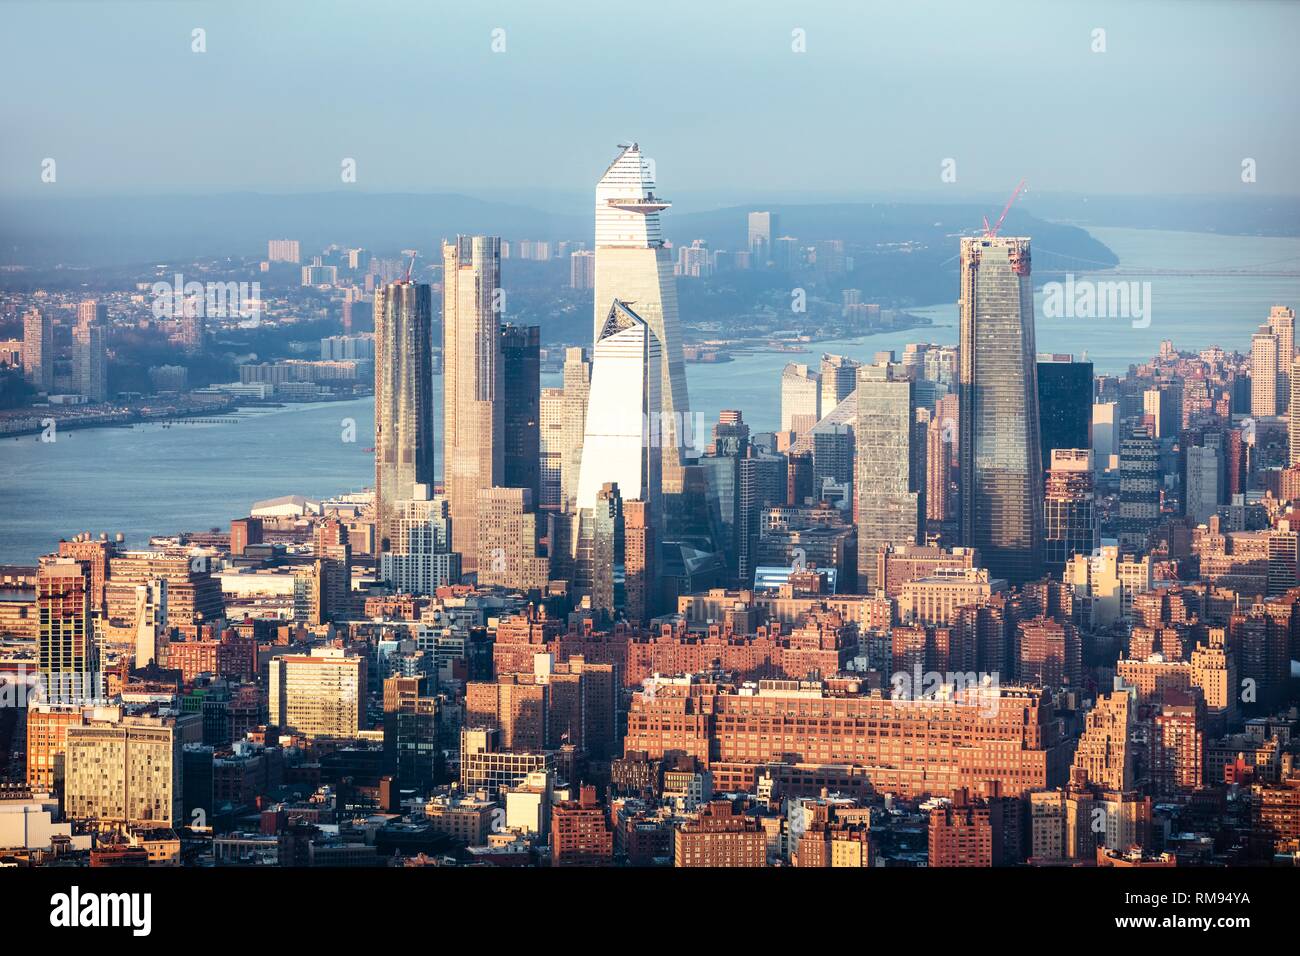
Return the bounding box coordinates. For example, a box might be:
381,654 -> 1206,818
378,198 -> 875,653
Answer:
2,5 -> 1299,937
1,138 -> 1297,879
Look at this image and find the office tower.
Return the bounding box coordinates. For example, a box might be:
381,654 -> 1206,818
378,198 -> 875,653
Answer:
1118,428 -> 1159,550
72,300 -> 108,402
592,143 -> 691,498
856,363 -> 925,593
781,363 -> 821,436
476,487 -> 553,592
820,353 -> 859,415
1071,691 -> 1134,791
37,559 -> 97,704
700,411 -> 750,581
787,450 -> 814,506
268,647 -> 366,738
1269,304 -> 1295,405
21,308 -> 53,390
676,239 -> 711,278
267,239 -> 301,263
373,280 -> 434,553
500,324 -> 541,502
380,485 -> 461,593
737,452 -> 787,586
1251,325 -> 1280,417
65,713 -> 183,828
570,250 -> 595,289
958,236 -> 1044,585
747,211 -> 778,266
575,300 -> 662,514
812,425 -> 854,494
539,387 -> 565,509
624,499 -> 654,624
443,235 -> 504,572
1185,444 -> 1221,524
560,347 -> 592,511
1037,355 -> 1092,462
1017,616 -> 1082,688
1044,448 -> 1098,575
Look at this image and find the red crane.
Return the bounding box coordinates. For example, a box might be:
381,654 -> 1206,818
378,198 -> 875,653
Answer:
983,179 -> 1027,238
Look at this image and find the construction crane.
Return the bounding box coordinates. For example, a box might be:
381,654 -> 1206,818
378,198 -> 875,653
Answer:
983,179 -> 1027,238
404,252 -> 418,282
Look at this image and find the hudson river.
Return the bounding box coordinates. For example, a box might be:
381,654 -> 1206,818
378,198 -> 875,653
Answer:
2,227 -> 1298,563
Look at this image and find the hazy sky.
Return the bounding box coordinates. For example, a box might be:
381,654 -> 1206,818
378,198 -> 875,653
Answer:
2,0 -> 1297,204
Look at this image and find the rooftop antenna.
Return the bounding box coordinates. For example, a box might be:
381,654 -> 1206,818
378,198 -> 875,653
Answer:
983,179 -> 1027,238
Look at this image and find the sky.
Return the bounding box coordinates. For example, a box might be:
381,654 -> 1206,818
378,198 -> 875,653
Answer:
1,0 -> 1298,205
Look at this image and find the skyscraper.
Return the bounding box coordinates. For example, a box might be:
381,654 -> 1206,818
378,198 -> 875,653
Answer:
443,235 -> 504,573
500,324 -> 541,503
747,211 -> 778,266
855,363 -> 925,593
560,347 -> 592,512
73,300 -> 109,403
379,484 -> 461,594
37,559 -> 97,704
781,363 -> 821,436
1289,355 -> 1300,466
22,307 -> 53,390
373,280 -> 434,552
958,236 -> 1044,585
820,354 -> 860,423
1268,304 -> 1295,407
592,143 -> 691,499
1037,354 -> 1092,464
1044,448 -> 1099,575
575,300 -> 662,515
1118,427 -> 1160,550
1251,325 -> 1280,417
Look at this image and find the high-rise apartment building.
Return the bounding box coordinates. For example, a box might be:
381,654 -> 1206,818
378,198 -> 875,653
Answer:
443,235 -> 504,572
1044,448 -> 1098,575
855,363 -> 925,593
22,308 -> 53,390
379,484 -> 461,594
593,143 -> 691,498
373,280 -> 434,552
560,347 -> 592,512
73,300 -> 108,402
539,386 -> 566,509
475,487 -> 552,592
268,647 -> 366,738
267,239 -> 301,263
1268,304 -> 1295,406
958,235 -> 1044,585
37,559 -> 98,704
1118,428 -> 1160,550
570,249 -> 595,290
1251,325 -> 1281,417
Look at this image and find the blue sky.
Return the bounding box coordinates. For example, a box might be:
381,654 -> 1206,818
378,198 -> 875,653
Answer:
1,0 -> 1297,202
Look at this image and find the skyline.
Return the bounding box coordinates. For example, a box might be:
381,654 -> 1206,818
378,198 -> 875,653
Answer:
3,1 -> 1300,918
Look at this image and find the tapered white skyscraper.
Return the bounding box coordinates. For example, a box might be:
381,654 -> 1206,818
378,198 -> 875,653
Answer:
575,300 -> 662,515
593,143 -> 690,497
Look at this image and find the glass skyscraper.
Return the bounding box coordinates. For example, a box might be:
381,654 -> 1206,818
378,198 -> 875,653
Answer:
373,280 -> 434,553
958,236 -> 1044,585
